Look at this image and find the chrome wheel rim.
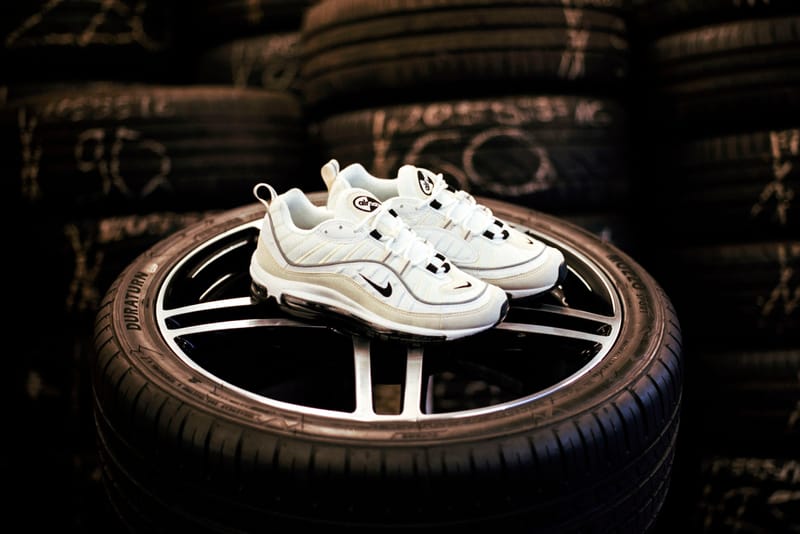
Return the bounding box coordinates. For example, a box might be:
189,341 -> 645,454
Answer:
155,208 -> 623,424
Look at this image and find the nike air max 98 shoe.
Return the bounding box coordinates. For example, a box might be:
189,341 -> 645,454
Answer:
249,177 -> 510,342
321,159 -> 567,299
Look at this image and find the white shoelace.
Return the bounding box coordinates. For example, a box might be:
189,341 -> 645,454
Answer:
425,176 -> 499,237
357,205 -> 443,270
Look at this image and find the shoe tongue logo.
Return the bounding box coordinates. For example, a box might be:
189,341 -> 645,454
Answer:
417,169 -> 435,196
353,194 -> 381,213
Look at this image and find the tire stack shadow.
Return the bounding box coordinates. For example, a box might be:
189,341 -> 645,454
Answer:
629,1 -> 800,532
2,1 -> 312,531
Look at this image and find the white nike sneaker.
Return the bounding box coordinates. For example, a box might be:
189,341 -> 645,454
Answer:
249,179 -> 510,342
321,159 -> 567,299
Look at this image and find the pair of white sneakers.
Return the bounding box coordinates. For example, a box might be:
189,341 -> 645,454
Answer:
249,159 -> 566,342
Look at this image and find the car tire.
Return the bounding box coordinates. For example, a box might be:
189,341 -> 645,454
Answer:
91,195 -> 683,533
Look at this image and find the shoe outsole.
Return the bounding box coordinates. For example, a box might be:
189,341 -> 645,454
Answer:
250,280 -> 510,344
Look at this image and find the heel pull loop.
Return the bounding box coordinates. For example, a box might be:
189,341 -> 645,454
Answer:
321,159 -> 340,190
253,183 -> 277,209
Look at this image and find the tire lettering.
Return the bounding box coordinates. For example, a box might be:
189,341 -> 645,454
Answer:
65,224 -> 102,313
369,97 -> 611,190
5,0 -> 163,51
751,128 -> 797,226
758,243 -> 799,318
559,10 -> 588,80
124,271 -> 149,330
41,93 -> 173,122
76,126 -> 171,197
610,253 -> 651,315
18,108 -> 42,201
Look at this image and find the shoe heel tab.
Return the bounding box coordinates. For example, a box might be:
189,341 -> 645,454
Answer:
321,159 -> 340,190
253,182 -> 277,208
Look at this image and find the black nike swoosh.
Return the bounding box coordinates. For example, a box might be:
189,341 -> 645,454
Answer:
454,281 -> 472,289
361,275 -> 393,297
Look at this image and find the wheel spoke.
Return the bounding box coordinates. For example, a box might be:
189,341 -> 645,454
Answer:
524,303 -> 616,323
159,297 -> 320,338
401,345 -> 425,418
162,296 -> 254,318
500,302 -> 620,343
349,339 -> 428,420
352,336 -> 375,417
496,321 -> 610,344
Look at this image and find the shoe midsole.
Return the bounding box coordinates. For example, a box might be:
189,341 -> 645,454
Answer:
249,259 -> 498,340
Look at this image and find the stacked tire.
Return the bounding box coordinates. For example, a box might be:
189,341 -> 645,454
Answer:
179,0 -> 313,95
300,0 -> 641,255
630,1 -> 799,532
2,1 -> 312,531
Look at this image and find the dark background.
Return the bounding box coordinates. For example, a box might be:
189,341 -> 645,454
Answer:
3,1 -> 797,532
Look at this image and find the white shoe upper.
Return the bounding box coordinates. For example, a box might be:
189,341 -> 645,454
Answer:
249,179 -> 509,340
322,159 -> 566,298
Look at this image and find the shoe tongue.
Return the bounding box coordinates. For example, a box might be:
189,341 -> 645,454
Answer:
397,165 -> 442,200
331,186 -> 382,222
